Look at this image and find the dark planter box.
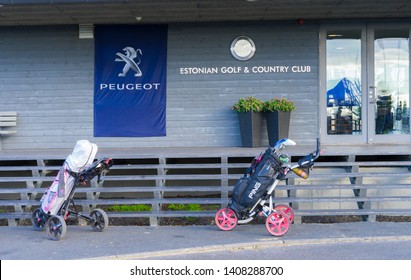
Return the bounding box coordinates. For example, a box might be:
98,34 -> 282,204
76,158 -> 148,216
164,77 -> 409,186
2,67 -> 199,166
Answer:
266,111 -> 291,147
237,111 -> 263,147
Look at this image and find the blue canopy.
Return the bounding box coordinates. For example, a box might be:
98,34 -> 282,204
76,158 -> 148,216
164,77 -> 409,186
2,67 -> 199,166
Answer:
327,78 -> 361,107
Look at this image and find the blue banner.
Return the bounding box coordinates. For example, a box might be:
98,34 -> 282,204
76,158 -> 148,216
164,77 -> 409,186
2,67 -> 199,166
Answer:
94,25 -> 167,137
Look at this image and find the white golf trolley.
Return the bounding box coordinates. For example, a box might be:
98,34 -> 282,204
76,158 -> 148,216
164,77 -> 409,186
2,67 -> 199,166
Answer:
215,138 -> 320,236
31,140 -> 113,241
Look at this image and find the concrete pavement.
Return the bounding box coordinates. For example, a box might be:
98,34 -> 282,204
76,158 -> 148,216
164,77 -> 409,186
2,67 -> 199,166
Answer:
1,222 -> 410,260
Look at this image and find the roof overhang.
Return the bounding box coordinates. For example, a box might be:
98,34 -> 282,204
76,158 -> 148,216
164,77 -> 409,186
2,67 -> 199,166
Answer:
0,0 -> 411,26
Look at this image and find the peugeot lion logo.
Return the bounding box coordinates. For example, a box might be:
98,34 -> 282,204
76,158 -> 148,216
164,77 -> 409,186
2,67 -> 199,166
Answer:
115,46 -> 143,77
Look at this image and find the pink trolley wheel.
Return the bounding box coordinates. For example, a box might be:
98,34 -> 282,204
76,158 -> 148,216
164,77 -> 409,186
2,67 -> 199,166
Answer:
265,211 -> 290,236
274,204 -> 295,224
215,208 -> 238,231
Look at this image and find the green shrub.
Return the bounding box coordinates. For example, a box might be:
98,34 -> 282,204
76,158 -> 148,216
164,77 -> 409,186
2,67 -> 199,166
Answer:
167,204 -> 202,211
231,96 -> 264,112
107,204 -> 152,212
263,97 -> 295,112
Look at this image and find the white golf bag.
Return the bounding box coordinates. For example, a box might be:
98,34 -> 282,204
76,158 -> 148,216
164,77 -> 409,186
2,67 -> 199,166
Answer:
40,140 -> 98,215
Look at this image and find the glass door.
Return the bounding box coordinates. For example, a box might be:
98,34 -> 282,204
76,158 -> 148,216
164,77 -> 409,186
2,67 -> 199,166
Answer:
367,26 -> 410,143
320,26 -> 365,144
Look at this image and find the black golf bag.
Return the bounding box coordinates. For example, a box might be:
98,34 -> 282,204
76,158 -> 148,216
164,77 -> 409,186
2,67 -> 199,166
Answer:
228,148 -> 282,216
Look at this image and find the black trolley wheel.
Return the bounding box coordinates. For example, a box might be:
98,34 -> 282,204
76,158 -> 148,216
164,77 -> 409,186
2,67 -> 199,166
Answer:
31,208 -> 47,231
46,215 -> 67,241
90,208 -> 109,232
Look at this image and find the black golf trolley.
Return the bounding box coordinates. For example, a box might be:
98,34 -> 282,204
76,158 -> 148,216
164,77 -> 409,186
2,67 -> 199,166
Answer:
215,138 -> 321,236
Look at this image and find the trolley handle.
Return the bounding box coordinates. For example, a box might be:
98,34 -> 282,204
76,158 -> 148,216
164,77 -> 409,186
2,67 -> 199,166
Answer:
298,138 -> 320,165
282,138 -> 321,172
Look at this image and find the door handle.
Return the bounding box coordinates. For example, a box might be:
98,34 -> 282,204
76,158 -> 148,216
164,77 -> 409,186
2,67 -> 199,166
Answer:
369,86 -> 377,104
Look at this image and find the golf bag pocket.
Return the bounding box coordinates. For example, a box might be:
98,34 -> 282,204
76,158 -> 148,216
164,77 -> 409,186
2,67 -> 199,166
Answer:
257,158 -> 277,178
232,177 -> 251,202
229,177 -> 251,214
57,166 -> 66,197
41,179 -> 63,215
40,165 -> 75,215
41,186 -> 58,214
238,176 -> 274,210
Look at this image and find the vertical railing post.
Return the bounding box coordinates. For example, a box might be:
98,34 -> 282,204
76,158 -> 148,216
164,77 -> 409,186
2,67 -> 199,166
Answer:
286,177 -> 301,224
152,157 -> 165,226
221,156 -> 228,207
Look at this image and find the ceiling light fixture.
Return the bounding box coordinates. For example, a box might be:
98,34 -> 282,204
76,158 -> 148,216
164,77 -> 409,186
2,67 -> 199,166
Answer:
328,34 -> 343,38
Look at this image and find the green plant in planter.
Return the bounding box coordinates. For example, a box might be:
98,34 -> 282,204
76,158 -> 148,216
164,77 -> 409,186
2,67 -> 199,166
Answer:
263,97 -> 295,112
232,96 -> 264,112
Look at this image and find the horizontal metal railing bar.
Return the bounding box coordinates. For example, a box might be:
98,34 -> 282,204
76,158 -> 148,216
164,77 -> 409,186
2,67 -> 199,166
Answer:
314,161 -> 411,167
0,171 -> 410,183
2,196 -> 411,208
2,209 -> 411,220
295,209 -> 411,216
0,166 -> 61,172
1,161 -> 410,172
0,186 -> 228,194
1,183 -> 411,195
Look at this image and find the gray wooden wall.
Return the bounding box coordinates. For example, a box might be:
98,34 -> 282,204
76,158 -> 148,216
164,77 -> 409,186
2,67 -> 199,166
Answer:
0,22 -> 319,150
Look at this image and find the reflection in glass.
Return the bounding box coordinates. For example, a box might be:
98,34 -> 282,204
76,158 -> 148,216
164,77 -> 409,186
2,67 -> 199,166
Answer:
374,30 -> 410,135
326,30 -> 362,135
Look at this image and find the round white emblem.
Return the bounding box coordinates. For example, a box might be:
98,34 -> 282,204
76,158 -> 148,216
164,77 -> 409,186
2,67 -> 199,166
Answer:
230,36 -> 256,61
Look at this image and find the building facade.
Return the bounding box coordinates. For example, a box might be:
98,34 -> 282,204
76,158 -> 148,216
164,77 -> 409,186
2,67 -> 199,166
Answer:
0,1 -> 410,150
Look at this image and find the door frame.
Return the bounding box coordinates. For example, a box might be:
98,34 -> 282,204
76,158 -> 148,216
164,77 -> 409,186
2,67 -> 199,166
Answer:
319,23 -> 411,145
366,23 -> 411,144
